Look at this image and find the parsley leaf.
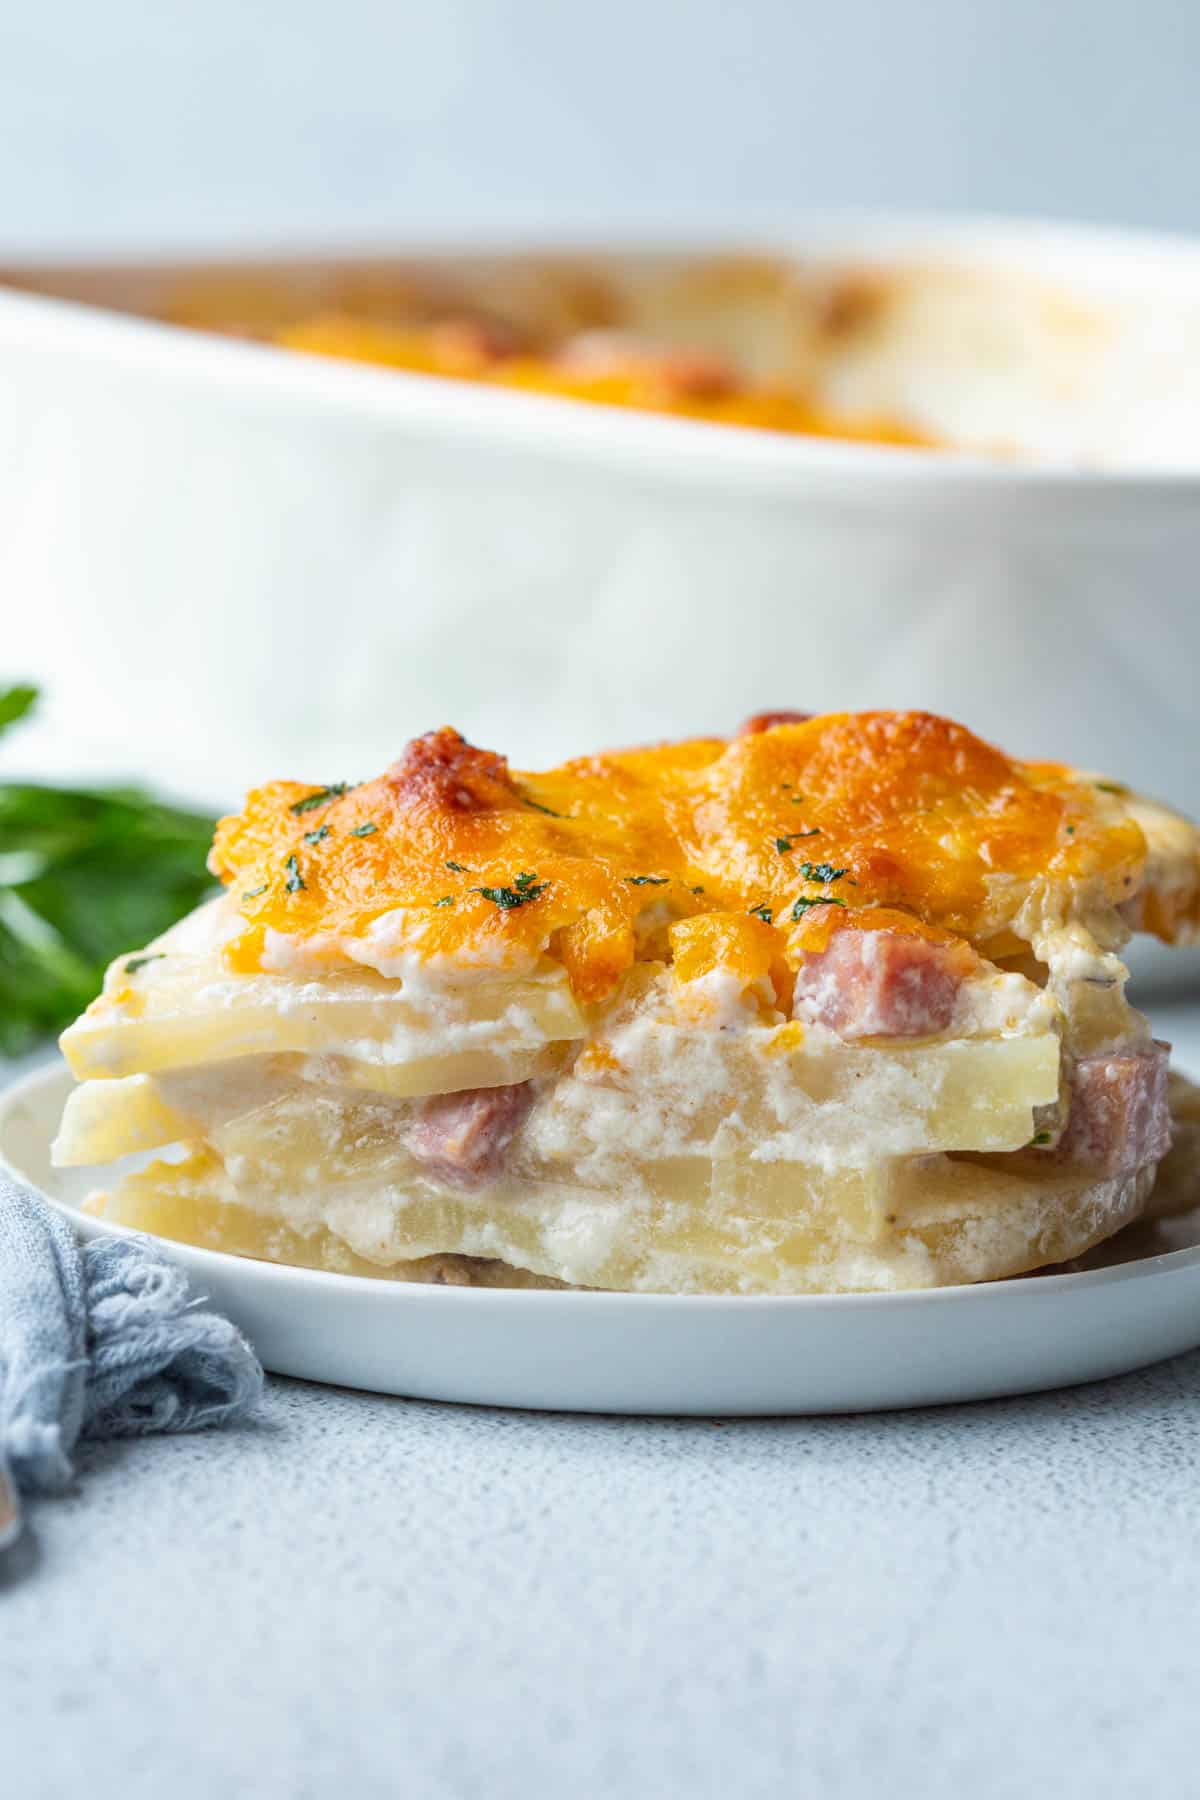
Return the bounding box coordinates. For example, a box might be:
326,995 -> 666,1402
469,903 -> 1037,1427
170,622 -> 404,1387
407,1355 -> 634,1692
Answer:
350,822 -> 377,839
284,854 -> 306,893
790,895 -> 847,921
124,953 -> 165,975
472,875 -> 549,909
445,860 -> 471,873
433,895 -> 455,908
243,882 -> 269,900
289,783 -> 350,816
521,793 -> 563,818
625,875 -> 670,886
798,862 -> 848,885
748,903 -> 774,923
302,825 -> 330,845
0,684 -> 38,736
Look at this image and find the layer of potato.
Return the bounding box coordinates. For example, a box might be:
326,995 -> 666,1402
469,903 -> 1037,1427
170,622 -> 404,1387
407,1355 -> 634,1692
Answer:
60,956 -> 586,1081
84,1139 -> 1153,1296
53,1013 -> 1060,1176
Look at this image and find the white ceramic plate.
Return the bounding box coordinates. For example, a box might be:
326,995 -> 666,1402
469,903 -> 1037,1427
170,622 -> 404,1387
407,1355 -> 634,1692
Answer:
5,1060 -> 1200,1416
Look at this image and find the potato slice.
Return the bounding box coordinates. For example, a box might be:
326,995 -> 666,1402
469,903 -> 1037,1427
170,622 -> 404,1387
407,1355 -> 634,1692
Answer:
52,1040 -> 571,1169
80,1153 -> 562,1287
61,961 -> 585,1079
53,1074 -> 203,1167
534,1026 -> 1062,1162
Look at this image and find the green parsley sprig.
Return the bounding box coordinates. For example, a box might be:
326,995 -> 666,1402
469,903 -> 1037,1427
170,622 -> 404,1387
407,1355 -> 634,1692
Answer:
0,685 -> 217,1054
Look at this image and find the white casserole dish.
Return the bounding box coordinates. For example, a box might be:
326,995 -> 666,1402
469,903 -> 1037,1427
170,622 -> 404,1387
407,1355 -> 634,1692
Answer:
0,216 -> 1197,828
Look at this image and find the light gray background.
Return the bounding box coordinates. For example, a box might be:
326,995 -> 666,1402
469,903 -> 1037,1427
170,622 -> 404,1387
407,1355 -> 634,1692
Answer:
2,0 -> 1199,254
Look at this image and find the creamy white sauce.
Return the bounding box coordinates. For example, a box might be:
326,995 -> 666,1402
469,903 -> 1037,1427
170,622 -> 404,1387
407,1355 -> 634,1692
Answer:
257,905 -> 543,989
950,970 -> 1058,1038
673,967 -> 779,1029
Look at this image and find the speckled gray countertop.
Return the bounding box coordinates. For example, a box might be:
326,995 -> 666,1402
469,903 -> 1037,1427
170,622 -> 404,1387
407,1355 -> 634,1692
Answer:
6,1012 -> 1200,1799
6,1367 -> 1200,1800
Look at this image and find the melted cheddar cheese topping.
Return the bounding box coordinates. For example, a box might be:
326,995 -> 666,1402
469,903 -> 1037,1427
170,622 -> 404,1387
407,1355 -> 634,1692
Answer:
275,315 -> 934,448
210,712 -> 1181,1002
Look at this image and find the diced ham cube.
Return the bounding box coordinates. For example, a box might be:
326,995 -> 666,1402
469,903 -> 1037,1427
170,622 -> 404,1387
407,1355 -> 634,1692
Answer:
406,1082 -> 534,1190
1055,1042 -> 1172,1175
792,928 -> 964,1039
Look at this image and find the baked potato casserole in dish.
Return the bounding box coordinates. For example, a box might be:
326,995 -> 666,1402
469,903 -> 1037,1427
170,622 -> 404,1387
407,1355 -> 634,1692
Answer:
53,710 -> 1200,1294
16,236 -> 1200,464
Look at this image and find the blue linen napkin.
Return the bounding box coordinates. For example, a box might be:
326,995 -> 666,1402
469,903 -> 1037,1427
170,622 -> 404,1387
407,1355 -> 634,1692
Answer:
0,1170 -> 263,1544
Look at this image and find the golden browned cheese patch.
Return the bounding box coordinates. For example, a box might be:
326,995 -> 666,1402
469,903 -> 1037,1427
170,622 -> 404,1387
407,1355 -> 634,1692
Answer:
209,712 -> 1176,1001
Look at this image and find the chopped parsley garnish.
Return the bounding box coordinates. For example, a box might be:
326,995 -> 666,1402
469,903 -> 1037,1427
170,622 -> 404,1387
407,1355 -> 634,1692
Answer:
780,782 -> 791,790
798,862 -> 848,885
350,822 -> 377,839
1032,1131 -> 1052,1146
472,872 -> 549,909
774,838 -> 794,855
124,953 -> 165,975
748,903 -> 774,923
1095,782 -> 1124,795
289,783 -> 350,816
521,793 -> 563,817
1065,825 -> 1076,836
445,860 -> 470,873
433,895 -> 455,908
284,853 -> 306,893
302,825 -> 330,845
691,885 -> 705,895
791,895 -> 846,921
243,883 -> 269,900
625,875 -> 670,887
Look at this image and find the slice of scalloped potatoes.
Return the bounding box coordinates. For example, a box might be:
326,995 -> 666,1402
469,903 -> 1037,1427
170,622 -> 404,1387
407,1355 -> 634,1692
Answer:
56,710 -> 1200,1293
